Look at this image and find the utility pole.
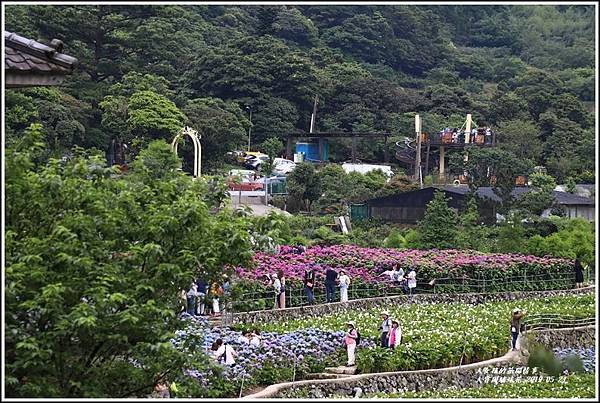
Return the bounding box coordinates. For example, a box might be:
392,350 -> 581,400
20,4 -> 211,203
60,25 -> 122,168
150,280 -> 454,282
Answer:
246,106 -> 252,152
463,114 -> 472,183
414,114 -> 422,188
311,94 -> 325,162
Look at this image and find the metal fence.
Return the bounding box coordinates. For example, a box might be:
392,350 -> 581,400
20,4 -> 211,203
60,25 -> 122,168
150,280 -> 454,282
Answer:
522,313 -> 596,332
227,270 -> 592,314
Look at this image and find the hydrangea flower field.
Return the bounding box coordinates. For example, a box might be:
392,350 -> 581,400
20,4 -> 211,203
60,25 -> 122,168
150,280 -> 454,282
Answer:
234,245 -> 574,293
171,294 -> 594,397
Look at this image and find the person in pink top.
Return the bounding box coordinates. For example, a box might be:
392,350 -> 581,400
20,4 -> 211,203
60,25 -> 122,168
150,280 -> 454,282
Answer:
388,319 -> 402,350
344,321 -> 358,367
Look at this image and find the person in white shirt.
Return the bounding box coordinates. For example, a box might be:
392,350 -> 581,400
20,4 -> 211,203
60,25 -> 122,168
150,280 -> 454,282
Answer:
407,268 -> 417,296
250,329 -> 261,347
238,331 -> 251,344
338,270 -> 351,302
392,265 -> 404,284
212,338 -> 237,366
379,269 -> 396,282
269,273 -> 283,309
186,282 -> 197,315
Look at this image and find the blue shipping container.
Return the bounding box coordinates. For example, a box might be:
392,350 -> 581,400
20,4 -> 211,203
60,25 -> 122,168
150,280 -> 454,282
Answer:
295,141 -> 329,161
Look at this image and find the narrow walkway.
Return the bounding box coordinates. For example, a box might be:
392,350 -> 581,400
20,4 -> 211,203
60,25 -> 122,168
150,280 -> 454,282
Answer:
242,349 -> 524,399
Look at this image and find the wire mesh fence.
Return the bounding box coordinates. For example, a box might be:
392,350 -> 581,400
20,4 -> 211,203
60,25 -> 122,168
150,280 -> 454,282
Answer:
227,270 -> 590,314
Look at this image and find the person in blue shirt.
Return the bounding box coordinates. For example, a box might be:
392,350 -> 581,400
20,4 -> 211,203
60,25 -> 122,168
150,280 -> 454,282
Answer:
195,276 -> 208,316
325,267 -> 338,303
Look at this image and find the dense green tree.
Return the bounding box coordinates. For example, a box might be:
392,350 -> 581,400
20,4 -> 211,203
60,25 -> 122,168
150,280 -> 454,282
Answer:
526,218 -> 595,267
272,7 -> 318,46
5,129 -> 253,397
517,172 -> 558,217
495,213 -> 527,253
286,162 -> 322,212
456,196 -> 491,251
495,119 -> 543,163
5,4 -> 594,178
181,97 -> 249,171
463,148 -> 534,213
259,137 -> 284,174
417,190 -> 459,249
100,90 -> 185,160
5,90 -> 40,142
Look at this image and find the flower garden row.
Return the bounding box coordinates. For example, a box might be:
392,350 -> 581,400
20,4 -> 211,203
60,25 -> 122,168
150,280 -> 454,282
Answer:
236,245 -> 574,283
368,347 -> 596,398
368,373 -> 595,399
255,294 -> 594,374
172,294 -> 594,397
231,246 -> 575,309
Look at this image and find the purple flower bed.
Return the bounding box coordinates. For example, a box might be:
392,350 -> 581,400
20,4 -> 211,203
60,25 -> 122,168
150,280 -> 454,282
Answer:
234,245 -> 572,285
172,314 -> 375,392
553,346 -> 596,373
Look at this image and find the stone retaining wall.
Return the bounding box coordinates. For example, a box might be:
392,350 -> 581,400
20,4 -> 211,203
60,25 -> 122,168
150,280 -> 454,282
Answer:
526,325 -> 595,349
246,353 -> 519,399
232,286 -> 594,325
244,326 -> 595,399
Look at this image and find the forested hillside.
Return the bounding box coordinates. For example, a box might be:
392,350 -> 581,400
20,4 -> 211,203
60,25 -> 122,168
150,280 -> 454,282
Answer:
5,4 -> 595,182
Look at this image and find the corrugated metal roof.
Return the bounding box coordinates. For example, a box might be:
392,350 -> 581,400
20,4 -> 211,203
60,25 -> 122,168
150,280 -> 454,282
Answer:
439,185 -> 594,205
4,31 -> 78,75
366,185 -> 595,206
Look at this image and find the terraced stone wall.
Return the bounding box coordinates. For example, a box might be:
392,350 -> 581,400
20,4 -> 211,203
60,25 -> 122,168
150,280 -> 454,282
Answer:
246,326 -> 595,399
526,325 -> 595,349
232,286 -> 594,325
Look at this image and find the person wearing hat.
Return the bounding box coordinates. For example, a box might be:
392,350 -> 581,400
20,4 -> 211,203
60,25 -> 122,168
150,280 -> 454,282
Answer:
388,319 -> 402,350
510,308 -> 527,351
344,321 -> 358,367
379,311 -> 392,347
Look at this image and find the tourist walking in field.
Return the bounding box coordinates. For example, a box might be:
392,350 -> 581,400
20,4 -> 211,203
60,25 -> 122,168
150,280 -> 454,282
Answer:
379,311 -> 392,347
210,281 -> 223,316
304,267 -> 316,305
393,265 -> 404,285
407,268 -> 417,297
239,331 -> 252,344
250,329 -> 261,347
179,288 -> 187,314
379,267 -> 396,283
325,267 -> 339,303
388,319 -> 402,350
344,321 -> 359,367
195,276 -> 208,316
510,308 -> 527,351
278,270 -> 286,309
339,270 -> 351,302
574,256 -> 585,288
212,338 -> 237,365
186,281 -> 197,315
269,273 -> 282,309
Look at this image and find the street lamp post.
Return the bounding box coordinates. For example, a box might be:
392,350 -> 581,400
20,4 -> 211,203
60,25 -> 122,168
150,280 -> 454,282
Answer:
246,106 -> 252,152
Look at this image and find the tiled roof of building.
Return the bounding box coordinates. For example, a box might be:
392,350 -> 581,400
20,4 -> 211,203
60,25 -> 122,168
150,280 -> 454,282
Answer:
4,31 -> 78,75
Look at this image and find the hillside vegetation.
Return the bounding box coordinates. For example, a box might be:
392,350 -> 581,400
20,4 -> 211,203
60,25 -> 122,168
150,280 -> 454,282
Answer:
5,5 -> 595,182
